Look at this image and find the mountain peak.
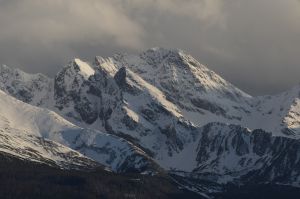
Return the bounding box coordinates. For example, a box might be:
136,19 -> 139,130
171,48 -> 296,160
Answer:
94,56 -> 118,76
138,47 -> 188,67
72,58 -> 95,79
142,47 -> 183,56
0,64 -> 48,81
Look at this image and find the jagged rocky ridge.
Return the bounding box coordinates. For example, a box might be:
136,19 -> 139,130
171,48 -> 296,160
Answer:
1,48 -> 300,197
182,123 -> 300,185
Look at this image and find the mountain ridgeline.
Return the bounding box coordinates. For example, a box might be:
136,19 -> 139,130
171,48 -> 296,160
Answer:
1,48 -> 300,198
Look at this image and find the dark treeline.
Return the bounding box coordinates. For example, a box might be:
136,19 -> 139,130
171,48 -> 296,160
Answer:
0,153 -> 200,199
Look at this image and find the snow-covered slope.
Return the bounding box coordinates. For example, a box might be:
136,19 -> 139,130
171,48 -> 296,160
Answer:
0,127 -> 98,169
0,89 -> 159,173
246,85 -> 300,137
0,91 -> 98,169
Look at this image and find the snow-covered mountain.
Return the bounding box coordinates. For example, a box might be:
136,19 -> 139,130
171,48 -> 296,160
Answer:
1,48 -> 300,197
3,48 -> 299,138
96,48 -> 300,138
173,122 -> 300,185
101,48 -> 252,124
0,89 -> 159,173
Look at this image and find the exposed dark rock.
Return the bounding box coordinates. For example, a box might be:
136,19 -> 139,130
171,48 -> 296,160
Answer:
121,115 -> 138,130
74,98 -> 98,124
161,125 -> 184,154
140,108 -> 156,122
114,67 -> 127,89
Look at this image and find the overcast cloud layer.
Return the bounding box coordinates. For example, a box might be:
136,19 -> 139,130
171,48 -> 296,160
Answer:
0,0 -> 299,95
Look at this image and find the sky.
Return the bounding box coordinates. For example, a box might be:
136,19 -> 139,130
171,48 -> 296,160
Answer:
0,0 -> 299,96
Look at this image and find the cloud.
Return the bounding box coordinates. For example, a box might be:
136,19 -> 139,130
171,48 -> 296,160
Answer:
0,0 -> 144,48
0,0 -> 299,95
123,0 -> 224,23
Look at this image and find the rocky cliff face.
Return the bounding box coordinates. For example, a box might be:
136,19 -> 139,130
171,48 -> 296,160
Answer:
193,123 -> 300,186
0,64 -> 53,106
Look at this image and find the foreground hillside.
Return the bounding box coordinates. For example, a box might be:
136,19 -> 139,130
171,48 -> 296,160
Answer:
1,151 -> 300,199
0,152 -> 200,199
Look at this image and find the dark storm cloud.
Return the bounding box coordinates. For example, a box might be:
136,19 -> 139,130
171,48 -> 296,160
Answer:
0,0 -> 299,95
